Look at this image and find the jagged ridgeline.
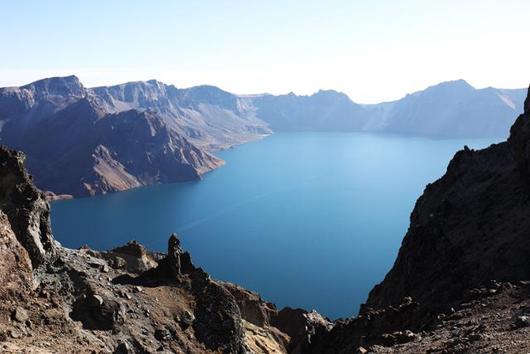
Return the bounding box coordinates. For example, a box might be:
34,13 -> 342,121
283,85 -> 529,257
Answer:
0,76 -> 270,197
0,76 -> 525,197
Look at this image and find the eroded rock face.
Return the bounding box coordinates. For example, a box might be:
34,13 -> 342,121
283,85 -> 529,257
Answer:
0,76 -> 268,197
304,87 -> 530,353
0,147 -> 54,267
106,240 -> 158,273
272,307 -> 332,354
0,211 -> 32,302
1,228 -> 296,353
365,99 -> 530,317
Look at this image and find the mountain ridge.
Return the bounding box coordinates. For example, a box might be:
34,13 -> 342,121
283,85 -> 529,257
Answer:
0,75 -> 526,197
0,78 -> 229,197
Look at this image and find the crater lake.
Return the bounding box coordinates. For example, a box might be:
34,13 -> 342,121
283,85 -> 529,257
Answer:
51,132 -> 498,319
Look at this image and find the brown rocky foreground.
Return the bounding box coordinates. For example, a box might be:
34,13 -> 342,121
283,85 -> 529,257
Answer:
0,146 -> 329,353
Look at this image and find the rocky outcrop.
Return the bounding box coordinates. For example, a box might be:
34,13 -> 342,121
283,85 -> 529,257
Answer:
0,210 -> 32,302
92,81 -> 271,151
303,86 -> 530,353
524,87 -> 530,113
365,98 -> 530,317
0,147 -> 54,267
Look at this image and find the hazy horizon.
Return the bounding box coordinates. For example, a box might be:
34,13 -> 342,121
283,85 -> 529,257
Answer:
4,74 -> 526,105
3,0 -> 530,103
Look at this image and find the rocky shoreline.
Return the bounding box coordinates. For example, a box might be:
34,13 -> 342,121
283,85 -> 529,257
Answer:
1,89 -> 530,352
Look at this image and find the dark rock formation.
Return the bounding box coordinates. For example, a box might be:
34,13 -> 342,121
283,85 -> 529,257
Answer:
271,307 -> 332,354
524,87 -> 530,113
0,210 -> 32,303
365,96 -> 530,317
304,86 -> 530,353
0,147 -> 54,267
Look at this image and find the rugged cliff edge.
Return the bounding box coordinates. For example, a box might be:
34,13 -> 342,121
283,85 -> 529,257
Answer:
367,86 -> 530,312
0,146 -> 329,353
304,86 -> 530,353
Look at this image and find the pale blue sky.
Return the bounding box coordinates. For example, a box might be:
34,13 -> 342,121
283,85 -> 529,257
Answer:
2,0 -> 529,102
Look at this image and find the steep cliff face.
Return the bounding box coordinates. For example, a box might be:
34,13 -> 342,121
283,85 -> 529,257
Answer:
91,81 -> 271,151
0,147 -> 55,267
0,77 -> 226,197
365,85 -> 530,315
251,90 -> 367,131
303,86 -> 530,353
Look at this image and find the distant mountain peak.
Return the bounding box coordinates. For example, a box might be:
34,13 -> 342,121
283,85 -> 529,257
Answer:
313,89 -> 350,99
22,75 -> 85,97
24,75 -> 82,87
427,79 -> 474,91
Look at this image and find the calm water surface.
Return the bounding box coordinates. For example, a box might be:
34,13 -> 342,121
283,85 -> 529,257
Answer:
51,132 -> 497,319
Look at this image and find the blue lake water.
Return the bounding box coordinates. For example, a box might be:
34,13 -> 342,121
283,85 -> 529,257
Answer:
51,132 -> 497,319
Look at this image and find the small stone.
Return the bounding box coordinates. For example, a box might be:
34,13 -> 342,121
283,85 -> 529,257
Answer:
112,256 -> 127,269
402,296 -> 413,304
402,330 -> 416,341
134,286 -> 143,293
12,307 -> 29,323
9,330 -> 20,339
356,346 -> 368,354
89,261 -> 102,269
179,310 -> 195,328
114,341 -> 133,354
87,294 -> 104,307
154,328 -> 171,341
469,333 -> 483,341
515,315 -> 530,328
